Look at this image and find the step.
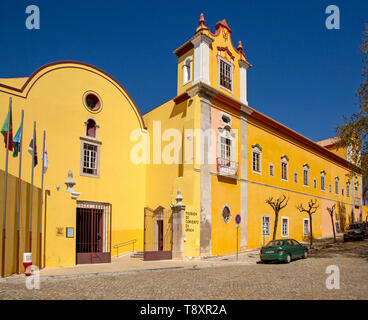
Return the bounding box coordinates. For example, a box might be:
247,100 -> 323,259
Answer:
130,251 -> 144,259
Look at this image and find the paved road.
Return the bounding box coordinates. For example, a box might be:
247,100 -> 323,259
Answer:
1,240 -> 367,300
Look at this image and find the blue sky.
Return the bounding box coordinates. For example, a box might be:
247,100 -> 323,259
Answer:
0,0 -> 367,142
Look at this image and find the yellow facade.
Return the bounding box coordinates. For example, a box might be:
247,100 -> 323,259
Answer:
0,15 -> 366,275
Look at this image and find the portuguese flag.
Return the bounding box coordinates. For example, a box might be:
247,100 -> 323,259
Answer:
1,105 -> 13,151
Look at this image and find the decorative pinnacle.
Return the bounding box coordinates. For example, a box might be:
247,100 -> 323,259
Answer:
199,13 -> 205,26
175,188 -> 183,206
237,41 -> 243,53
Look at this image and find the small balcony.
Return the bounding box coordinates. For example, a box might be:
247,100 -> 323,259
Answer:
354,197 -> 361,208
217,157 -> 238,178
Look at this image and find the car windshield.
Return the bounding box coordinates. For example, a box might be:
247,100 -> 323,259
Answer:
264,240 -> 284,248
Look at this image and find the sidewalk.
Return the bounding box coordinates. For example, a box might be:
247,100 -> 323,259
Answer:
0,249 -> 260,282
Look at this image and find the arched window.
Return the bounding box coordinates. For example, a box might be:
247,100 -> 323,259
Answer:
252,144 -> 262,174
281,155 -> 289,181
303,164 -> 309,186
86,118 -> 97,138
183,57 -> 192,85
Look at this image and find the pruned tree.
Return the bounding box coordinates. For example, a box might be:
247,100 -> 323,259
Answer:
296,199 -> 319,248
327,204 -> 337,242
265,194 -> 289,240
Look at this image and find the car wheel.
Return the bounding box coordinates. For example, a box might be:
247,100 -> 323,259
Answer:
285,254 -> 291,263
302,251 -> 308,259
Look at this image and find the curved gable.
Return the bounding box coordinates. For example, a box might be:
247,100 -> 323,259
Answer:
0,61 -> 146,129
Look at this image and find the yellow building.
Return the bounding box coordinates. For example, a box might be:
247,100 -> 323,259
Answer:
0,15 -> 365,275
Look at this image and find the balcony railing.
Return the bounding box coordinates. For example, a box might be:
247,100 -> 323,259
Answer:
217,157 -> 238,178
354,197 -> 361,208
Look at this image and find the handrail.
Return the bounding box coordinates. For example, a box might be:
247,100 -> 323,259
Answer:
113,239 -> 137,257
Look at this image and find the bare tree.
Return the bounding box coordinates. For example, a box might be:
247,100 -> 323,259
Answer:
265,195 -> 289,240
327,204 -> 337,242
296,199 -> 319,249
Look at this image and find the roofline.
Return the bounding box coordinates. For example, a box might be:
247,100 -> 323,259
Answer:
0,60 -> 147,129
173,82 -> 360,173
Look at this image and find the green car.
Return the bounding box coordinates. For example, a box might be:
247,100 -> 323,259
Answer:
260,239 -> 308,263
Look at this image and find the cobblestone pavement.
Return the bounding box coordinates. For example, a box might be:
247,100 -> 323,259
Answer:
1,240 -> 368,300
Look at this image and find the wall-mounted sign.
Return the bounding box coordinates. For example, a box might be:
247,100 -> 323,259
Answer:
66,227 -> 74,238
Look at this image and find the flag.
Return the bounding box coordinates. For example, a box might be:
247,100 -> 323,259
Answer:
12,122 -> 22,157
1,106 -> 13,151
28,137 -> 38,167
43,140 -> 48,174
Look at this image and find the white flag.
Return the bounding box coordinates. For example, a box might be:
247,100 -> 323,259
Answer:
43,140 -> 48,174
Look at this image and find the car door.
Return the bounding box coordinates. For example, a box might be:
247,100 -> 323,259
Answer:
286,240 -> 295,258
292,239 -> 303,257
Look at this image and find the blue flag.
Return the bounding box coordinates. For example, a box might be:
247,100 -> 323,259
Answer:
12,122 -> 22,157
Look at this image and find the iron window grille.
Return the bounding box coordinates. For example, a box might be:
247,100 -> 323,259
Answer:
219,59 -> 232,91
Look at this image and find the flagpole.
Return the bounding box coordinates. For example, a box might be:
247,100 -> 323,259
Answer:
16,110 -> 24,274
29,121 -> 36,253
39,130 -> 45,269
1,97 -> 12,278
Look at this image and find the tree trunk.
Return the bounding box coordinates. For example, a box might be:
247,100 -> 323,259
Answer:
273,211 -> 279,240
330,214 -> 336,242
309,214 -> 313,249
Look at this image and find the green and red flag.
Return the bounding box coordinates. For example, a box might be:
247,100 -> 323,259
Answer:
1,105 -> 13,151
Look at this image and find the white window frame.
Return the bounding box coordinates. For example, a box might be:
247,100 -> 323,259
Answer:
262,215 -> 271,236
281,155 -> 289,182
269,163 -> 274,177
335,177 -> 339,195
303,164 -> 309,187
303,218 -> 310,236
320,171 -> 326,191
182,57 -> 193,85
281,217 -> 289,237
80,138 -> 101,178
218,125 -> 235,163
218,56 -> 233,93
251,144 -> 262,175
346,182 -> 350,198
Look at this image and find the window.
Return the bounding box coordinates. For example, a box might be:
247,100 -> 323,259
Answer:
82,143 -> 98,175
303,219 -> 309,236
335,177 -> 339,195
262,216 -> 270,236
313,178 -> 317,189
281,156 -> 289,181
252,144 -> 262,174
217,125 -> 237,176
222,205 -> 231,223
86,118 -> 97,138
220,136 -> 231,162
346,182 -> 350,197
219,59 -> 232,91
183,57 -> 192,85
81,119 -> 101,177
84,92 -> 102,112
281,217 -> 289,237
303,164 -> 309,186
269,164 -> 274,177
294,172 -> 298,184
320,171 -> 326,191
342,188 -> 344,196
